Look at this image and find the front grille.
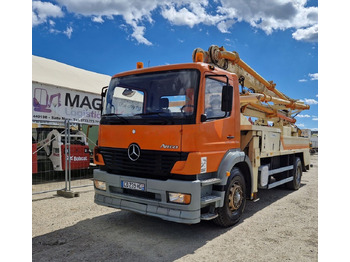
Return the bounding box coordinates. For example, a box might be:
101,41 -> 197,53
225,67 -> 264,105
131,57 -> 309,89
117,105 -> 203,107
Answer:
99,147 -> 188,180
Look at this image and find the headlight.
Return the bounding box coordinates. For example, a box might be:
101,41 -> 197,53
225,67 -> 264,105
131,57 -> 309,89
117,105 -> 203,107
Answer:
94,180 -> 106,191
168,192 -> 191,204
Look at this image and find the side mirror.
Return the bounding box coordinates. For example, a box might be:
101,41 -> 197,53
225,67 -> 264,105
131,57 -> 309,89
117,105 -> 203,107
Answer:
200,114 -> 207,122
101,86 -> 108,98
221,85 -> 233,112
101,86 -> 108,114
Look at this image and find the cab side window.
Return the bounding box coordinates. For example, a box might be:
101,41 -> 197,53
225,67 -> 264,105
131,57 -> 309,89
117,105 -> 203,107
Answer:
204,78 -> 226,119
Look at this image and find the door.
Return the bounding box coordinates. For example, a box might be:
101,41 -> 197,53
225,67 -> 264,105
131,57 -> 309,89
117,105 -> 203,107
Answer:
198,75 -> 238,152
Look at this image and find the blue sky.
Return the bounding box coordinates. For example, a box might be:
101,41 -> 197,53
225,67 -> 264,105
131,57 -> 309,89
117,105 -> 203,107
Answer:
32,0 -> 318,130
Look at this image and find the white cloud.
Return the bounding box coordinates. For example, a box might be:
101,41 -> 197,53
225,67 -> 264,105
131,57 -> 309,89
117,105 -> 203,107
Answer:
309,72 -> 318,80
131,24 -> 152,46
34,0 -> 318,45
48,26 -> 73,39
49,28 -> 60,34
33,1 -> 73,38
296,114 -> 311,118
161,5 -> 201,28
160,1 -> 225,29
55,0 -> 157,45
217,20 -> 235,33
218,0 -> 318,37
92,16 -> 104,23
63,26 -> 73,39
299,98 -> 318,105
292,24 -> 318,42
56,0 -> 156,22
299,72 -> 318,82
32,1 -> 64,26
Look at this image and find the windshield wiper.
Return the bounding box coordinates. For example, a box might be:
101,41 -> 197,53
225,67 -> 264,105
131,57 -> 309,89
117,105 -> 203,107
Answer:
135,112 -> 167,116
135,112 -> 174,124
102,113 -> 129,124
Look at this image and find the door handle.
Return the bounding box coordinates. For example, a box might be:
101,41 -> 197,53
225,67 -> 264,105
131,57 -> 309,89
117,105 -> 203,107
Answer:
227,136 -> 235,139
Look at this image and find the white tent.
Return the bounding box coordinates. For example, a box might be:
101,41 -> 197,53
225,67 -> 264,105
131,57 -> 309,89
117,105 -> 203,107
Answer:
32,55 -> 111,95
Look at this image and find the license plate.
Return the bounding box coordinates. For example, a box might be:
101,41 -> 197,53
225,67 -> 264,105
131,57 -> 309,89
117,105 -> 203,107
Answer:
121,181 -> 145,191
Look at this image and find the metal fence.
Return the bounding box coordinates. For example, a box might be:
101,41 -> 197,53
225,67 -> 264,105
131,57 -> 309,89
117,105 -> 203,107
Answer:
32,120 -> 96,196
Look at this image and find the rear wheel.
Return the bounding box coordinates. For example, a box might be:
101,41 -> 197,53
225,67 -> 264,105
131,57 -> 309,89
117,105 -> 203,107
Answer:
286,157 -> 302,190
214,168 -> 246,227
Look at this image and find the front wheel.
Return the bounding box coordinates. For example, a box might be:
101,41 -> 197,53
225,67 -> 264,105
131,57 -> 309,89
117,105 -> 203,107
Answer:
213,168 -> 246,227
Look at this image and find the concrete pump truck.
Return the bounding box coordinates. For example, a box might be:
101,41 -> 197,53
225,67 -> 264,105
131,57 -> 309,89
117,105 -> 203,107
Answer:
93,45 -> 311,227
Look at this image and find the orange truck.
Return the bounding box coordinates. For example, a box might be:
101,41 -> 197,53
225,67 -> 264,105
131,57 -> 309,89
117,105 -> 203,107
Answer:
93,45 -> 311,227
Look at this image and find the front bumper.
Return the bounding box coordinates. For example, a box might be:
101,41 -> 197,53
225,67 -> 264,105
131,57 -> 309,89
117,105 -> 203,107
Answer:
93,169 -> 202,224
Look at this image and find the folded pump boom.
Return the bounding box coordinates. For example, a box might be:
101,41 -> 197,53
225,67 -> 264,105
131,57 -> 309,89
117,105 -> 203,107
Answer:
192,45 -> 310,125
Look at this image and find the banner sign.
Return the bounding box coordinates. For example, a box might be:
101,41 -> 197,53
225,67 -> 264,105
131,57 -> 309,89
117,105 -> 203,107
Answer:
32,82 -> 102,125
32,83 -> 143,125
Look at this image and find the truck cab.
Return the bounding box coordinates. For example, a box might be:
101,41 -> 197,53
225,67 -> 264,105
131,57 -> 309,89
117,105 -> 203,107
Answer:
94,62 -> 248,224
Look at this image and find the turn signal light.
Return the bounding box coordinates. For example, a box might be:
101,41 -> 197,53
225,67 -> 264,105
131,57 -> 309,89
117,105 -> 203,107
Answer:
195,52 -> 204,62
94,180 -> 106,191
93,146 -> 105,165
168,192 -> 191,204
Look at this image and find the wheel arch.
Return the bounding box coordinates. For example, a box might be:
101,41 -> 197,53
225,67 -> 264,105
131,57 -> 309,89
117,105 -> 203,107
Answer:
234,161 -> 252,199
217,149 -> 253,199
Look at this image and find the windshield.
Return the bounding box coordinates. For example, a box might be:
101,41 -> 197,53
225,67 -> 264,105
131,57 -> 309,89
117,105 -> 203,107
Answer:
102,69 -> 200,125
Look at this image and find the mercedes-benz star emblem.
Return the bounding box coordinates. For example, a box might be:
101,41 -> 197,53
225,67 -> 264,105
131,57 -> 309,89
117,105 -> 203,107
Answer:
128,143 -> 141,161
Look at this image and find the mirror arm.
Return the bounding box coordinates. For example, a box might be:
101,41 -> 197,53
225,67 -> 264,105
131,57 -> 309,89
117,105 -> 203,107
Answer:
100,86 -> 108,114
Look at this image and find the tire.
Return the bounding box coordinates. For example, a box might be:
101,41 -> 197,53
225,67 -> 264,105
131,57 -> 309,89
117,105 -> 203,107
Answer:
214,168 -> 246,227
286,157 -> 302,190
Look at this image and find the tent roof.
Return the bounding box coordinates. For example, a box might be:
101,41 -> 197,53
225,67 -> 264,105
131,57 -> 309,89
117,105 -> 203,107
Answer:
32,55 -> 111,94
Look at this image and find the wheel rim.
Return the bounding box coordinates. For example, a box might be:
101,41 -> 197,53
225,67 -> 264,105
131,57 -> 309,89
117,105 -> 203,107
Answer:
228,183 -> 243,211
